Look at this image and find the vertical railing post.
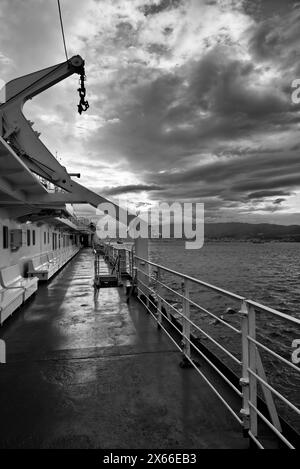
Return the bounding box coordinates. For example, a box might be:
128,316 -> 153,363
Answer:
182,278 -> 191,359
117,255 -> 122,285
135,238 -> 149,305
0,339 -> 6,363
239,300 -> 250,437
130,250 -> 133,278
119,248 -> 126,275
157,267 -> 162,328
126,249 -> 130,277
248,304 -> 258,438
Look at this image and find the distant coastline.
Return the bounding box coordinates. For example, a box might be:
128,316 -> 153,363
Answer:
149,222 -> 300,242
203,222 -> 300,242
204,237 -> 300,242
107,222 -> 300,243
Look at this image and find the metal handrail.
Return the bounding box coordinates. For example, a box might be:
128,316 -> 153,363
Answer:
137,285 -> 243,424
247,300 -> 300,325
135,255 -> 245,301
143,287 -> 242,396
136,268 -> 241,364
156,291 -> 242,365
138,266 -> 240,333
99,245 -> 300,448
249,431 -> 264,449
248,336 -> 300,374
248,368 -> 300,416
154,276 -> 241,334
248,402 -> 295,449
133,254 -> 300,449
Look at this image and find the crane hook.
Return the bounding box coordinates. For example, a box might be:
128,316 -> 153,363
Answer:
77,72 -> 89,114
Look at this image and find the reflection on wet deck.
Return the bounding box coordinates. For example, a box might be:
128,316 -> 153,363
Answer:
0,249 -> 247,449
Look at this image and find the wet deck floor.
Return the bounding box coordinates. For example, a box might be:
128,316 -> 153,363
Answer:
0,249 -> 248,449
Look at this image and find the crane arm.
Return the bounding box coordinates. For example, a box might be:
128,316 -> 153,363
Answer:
0,56 -> 85,191
0,55 -> 135,225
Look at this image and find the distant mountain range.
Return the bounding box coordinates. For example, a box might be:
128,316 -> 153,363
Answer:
204,223 -> 300,241
112,222 -> 300,242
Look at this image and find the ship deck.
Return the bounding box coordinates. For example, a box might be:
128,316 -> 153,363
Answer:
0,249 -> 248,449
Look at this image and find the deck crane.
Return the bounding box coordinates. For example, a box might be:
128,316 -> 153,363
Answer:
0,55 -> 148,284
0,55 -> 133,223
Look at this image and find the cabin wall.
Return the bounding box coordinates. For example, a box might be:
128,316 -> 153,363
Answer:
0,208 -> 81,275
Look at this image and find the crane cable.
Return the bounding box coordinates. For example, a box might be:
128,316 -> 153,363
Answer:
57,0 -> 69,61
57,0 -> 89,114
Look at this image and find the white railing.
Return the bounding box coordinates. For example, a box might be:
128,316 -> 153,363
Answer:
133,255 -> 300,450
103,243 -> 134,277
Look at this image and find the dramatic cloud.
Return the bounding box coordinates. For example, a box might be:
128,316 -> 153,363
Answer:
103,183 -> 163,196
0,0 -> 300,223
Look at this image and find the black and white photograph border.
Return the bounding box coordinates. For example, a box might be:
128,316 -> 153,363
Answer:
0,0 -> 299,454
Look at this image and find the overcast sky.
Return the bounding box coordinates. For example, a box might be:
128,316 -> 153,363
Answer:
1,0 -> 300,224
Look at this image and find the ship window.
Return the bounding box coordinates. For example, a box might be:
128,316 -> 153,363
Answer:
32,230 -> 36,246
52,233 -> 57,250
48,232 -> 50,244
44,232 -> 46,244
3,226 -> 8,249
27,230 -> 31,246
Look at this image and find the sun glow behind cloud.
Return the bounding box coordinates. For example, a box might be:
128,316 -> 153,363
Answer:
0,0 -> 300,223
